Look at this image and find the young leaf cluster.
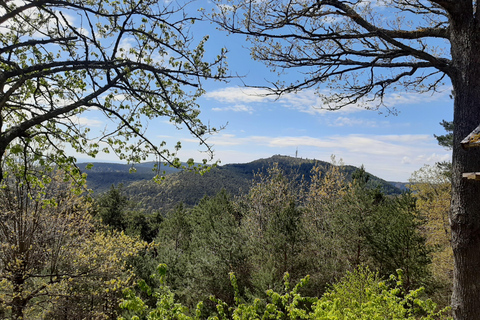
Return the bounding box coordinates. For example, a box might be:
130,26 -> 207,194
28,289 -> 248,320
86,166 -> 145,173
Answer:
0,0 -> 227,183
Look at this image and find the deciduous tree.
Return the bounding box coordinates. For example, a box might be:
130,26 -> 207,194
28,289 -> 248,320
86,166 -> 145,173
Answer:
302,158 -> 350,292
239,164 -> 307,296
210,1 -> 478,318
409,164 -> 453,304
0,0 -> 226,182
0,161 -> 145,319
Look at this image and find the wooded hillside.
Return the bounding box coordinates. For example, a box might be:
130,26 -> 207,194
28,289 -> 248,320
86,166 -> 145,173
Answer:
80,155 -> 404,213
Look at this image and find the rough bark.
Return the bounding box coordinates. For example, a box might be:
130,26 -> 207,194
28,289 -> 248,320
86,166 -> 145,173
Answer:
449,4 -> 480,318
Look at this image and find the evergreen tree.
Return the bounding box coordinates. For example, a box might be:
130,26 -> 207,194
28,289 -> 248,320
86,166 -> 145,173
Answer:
239,164 -> 308,296
186,190 -> 248,306
95,184 -> 128,231
364,192 -> 432,290
155,191 -> 247,308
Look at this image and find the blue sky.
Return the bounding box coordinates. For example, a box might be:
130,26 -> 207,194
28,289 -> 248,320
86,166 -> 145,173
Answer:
75,1 -> 452,182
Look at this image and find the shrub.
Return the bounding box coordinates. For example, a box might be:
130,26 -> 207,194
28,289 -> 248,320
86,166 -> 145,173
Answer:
118,265 -> 451,320
313,266 -> 451,320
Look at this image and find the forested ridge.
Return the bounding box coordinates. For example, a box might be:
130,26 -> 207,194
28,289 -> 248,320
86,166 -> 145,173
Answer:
81,155 -> 405,213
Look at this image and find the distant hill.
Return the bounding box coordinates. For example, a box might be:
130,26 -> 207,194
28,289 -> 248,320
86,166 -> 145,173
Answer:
388,181 -> 409,191
77,162 -> 180,194
79,155 -> 404,214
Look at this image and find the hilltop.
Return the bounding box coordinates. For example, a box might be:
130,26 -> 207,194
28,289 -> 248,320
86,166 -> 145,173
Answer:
78,155 -> 404,213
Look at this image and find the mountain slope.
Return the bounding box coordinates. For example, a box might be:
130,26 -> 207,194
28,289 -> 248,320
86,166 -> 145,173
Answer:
77,162 -> 179,193
80,155 -> 403,214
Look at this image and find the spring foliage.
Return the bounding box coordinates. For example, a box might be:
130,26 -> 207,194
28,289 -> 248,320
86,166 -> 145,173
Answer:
409,164 -> 453,305
0,0 -> 227,184
138,161 -> 434,312
119,265 -> 451,320
0,167 -> 147,319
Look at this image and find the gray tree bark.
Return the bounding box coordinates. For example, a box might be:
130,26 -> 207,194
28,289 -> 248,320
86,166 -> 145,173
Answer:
449,5 -> 480,318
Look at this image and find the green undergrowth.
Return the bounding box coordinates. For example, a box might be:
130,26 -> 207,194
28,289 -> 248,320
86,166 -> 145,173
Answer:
118,265 -> 451,320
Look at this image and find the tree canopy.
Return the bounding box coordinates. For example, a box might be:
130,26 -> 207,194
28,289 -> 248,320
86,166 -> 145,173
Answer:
0,0 -> 227,181
0,166 -> 146,319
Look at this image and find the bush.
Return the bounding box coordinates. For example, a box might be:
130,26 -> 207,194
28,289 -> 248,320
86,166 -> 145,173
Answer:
313,266 -> 450,320
118,265 -> 451,320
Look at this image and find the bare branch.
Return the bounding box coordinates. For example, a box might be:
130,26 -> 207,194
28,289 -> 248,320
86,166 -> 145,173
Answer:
209,0 -> 451,109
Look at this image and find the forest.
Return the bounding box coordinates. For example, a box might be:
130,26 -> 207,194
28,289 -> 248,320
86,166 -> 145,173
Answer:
0,154 -> 453,319
79,155 -> 404,212
1,0 -> 478,318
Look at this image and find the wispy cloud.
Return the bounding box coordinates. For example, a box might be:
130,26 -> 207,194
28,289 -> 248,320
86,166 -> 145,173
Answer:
187,133 -> 434,155
329,116 -> 380,127
72,116 -> 104,128
212,104 -> 254,114
204,87 -> 271,103
383,87 -> 452,107
205,86 -> 452,116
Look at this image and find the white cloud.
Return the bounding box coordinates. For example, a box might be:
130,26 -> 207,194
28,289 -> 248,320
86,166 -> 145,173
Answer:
415,153 -> 450,163
211,104 -> 254,114
118,37 -> 136,57
58,12 -> 91,37
378,134 -> 431,143
204,87 -> 271,103
402,156 -> 411,164
116,37 -> 169,65
216,3 -> 235,13
278,89 -> 371,114
0,1 -> 30,34
70,115 -> 104,128
205,86 -> 450,116
329,116 -> 379,127
191,133 -> 433,156
355,0 -> 389,7
205,87 -> 364,114
76,27 -> 89,37
383,87 -> 452,107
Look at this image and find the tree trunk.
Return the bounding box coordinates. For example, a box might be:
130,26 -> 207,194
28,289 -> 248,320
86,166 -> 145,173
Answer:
11,298 -> 26,320
449,9 -> 480,319
11,274 -> 26,320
